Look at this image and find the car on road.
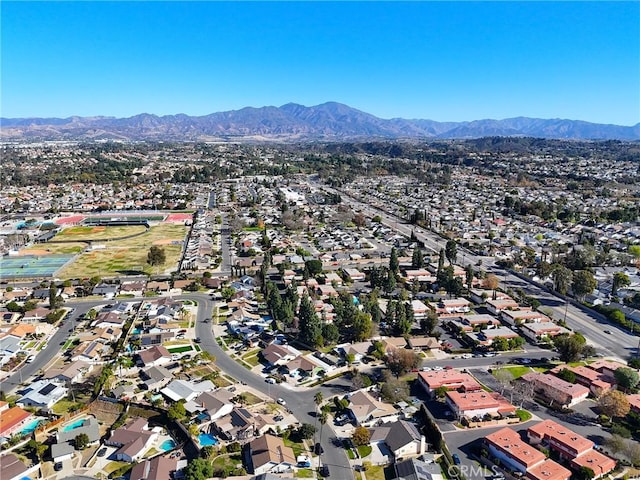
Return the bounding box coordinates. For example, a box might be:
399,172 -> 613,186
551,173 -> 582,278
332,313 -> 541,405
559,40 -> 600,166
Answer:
604,330 -> 612,334
277,398 -> 286,406
26,355 -> 35,363
319,465 -> 330,477
97,447 -> 107,457
452,453 -> 461,465
194,337 -> 201,343
203,318 -> 210,323
265,377 -> 276,384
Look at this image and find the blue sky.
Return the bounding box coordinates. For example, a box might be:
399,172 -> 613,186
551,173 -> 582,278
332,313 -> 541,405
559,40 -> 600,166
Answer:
2,1 -> 639,124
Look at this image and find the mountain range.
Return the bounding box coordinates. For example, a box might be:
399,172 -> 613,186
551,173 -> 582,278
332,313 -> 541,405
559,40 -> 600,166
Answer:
2,102 -> 639,142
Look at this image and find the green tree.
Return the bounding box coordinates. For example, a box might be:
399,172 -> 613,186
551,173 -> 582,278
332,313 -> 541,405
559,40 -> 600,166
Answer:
184,458 -> 213,480
147,245 -> 166,266
27,439 -> 47,461
167,400 -> 187,421
556,368 -> 577,383
352,310 -> 373,342
465,264 -> 474,291
305,259 -> 323,277
298,293 -> 321,347
612,272 -> 631,296
297,423 -> 316,440
553,334 -> 586,362
420,310 -> 438,335
389,247 -> 399,275
200,446 -> 216,459
572,270 -> 597,301
321,323 -> 340,345
412,248 -> 424,269
74,433 -> 89,450
614,367 -> 640,391
445,240 -> 457,265
552,264 -> 573,295
492,337 -> 510,352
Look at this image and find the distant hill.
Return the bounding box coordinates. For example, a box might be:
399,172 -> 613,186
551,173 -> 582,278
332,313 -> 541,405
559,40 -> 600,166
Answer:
2,102 -> 639,141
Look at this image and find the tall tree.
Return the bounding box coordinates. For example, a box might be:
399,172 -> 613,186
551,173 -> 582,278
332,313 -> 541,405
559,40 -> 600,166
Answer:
412,248 -> 424,269
552,264 -> 573,295
612,272 -> 630,296
572,270 -> 597,300
436,249 -> 446,283
465,264 -> 474,292
553,334 -> 586,362
389,247 -> 399,275
445,239 -> 458,265
298,293 -> 321,347
598,390 -> 630,418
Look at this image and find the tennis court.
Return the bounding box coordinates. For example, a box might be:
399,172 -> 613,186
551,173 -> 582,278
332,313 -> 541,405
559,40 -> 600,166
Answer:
0,255 -> 74,279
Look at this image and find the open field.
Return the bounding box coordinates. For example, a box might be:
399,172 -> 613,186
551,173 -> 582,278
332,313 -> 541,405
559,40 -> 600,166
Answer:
56,223 -> 187,278
31,242 -> 87,255
55,225 -> 148,240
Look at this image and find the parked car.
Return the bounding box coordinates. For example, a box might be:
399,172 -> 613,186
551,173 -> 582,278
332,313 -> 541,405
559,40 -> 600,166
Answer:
452,453 -> 461,465
194,337 -> 201,343
97,447 -> 107,457
277,398 -> 286,406
54,462 -> 63,471
319,465 -> 330,477
265,377 -> 276,384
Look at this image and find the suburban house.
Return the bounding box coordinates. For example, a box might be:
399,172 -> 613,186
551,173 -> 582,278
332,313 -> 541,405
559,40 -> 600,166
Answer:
70,341 -> 106,363
22,307 -> 50,322
335,342 -> 371,363
213,407 -> 257,441
105,417 -> 158,463
248,434 -> 296,475
445,391 -> 516,420
190,389 -> 235,421
520,373 -> 589,408
44,361 -> 93,384
137,345 -> 172,367
92,283 -> 120,297
469,289 -> 512,304
368,420 -> 426,460
52,417 -> 100,461
141,365 -> 173,392
0,453 -> 40,480
0,403 -> 33,439
261,343 -> 300,367
347,389 -> 399,427
160,380 -> 215,403
342,268 -> 366,282
437,298 -> 471,315
410,300 -> 430,318
130,456 -> 178,480
392,458 -> 443,480
417,370 -> 481,397
119,281 -> 147,297
17,379 -> 67,411
407,337 -> 440,351
465,327 -> 519,346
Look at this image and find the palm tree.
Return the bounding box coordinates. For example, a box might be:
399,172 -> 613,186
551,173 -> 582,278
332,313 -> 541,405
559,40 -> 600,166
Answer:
313,391 -> 323,444
318,411 -> 328,464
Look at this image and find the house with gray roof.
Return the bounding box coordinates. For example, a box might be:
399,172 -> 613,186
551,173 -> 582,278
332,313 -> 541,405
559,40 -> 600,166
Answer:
17,379 -> 67,412
56,417 -> 100,444
369,420 -> 425,460
392,457 -> 443,480
141,365 -> 173,391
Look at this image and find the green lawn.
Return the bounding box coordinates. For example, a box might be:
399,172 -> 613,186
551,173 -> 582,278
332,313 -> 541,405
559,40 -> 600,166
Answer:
211,454 -> 244,475
361,463 -> 388,480
167,346 -> 193,354
283,437 -> 307,457
493,366 -> 533,379
297,468 -> 314,478
516,409 -> 532,422
357,445 -> 372,458
51,399 -> 83,415
103,461 -> 131,475
243,354 -> 260,366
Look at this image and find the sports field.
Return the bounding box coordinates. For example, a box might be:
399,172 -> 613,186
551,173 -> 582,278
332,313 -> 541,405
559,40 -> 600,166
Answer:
0,255 -> 74,279
22,243 -> 87,255
56,223 -> 187,278
55,225 -> 148,241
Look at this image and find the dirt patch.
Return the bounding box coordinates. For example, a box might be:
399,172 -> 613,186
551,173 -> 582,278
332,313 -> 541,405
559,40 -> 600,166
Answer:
18,249 -> 50,256
153,239 -> 175,245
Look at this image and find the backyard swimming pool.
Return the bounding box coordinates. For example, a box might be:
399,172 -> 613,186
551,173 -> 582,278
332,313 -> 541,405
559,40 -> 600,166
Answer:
19,419 -> 42,436
159,439 -> 176,451
198,433 -> 219,446
62,418 -> 86,432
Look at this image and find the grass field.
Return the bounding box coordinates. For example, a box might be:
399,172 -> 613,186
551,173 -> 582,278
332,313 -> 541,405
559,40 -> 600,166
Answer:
56,225 -> 148,240
56,223 -> 187,278
493,366 -> 533,379
39,243 -> 87,254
